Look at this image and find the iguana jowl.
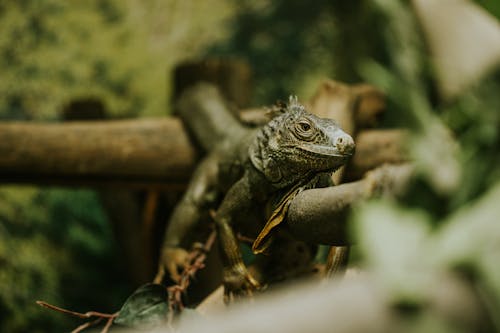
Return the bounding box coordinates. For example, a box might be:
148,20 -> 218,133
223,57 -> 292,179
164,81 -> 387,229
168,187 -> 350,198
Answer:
156,84 -> 355,300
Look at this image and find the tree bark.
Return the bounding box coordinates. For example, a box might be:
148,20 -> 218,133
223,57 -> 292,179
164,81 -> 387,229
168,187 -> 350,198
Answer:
287,164 -> 413,245
239,80 -> 386,130
344,129 -> 408,181
173,58 -> 252,111
0,120 -> 405,188
0,118 -> 197,188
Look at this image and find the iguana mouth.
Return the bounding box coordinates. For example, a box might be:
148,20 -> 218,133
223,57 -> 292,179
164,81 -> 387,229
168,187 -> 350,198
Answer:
297,143 -> 352,157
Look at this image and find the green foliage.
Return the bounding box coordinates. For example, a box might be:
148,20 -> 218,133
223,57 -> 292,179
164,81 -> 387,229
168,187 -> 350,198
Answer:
0,0 -> 498,331
0,0 -> 133,119
475,0 -> 500,19
349,0 -> 500,329
0,1 -> 234,331
114,283 -> 169,329
0,187 -> 133,332
0,0 -> 234,120
0,231 -> 64,332
209,0 -> 387,104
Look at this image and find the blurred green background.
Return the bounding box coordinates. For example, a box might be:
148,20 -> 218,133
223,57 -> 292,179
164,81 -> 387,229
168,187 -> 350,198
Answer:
0,0 -> 499,332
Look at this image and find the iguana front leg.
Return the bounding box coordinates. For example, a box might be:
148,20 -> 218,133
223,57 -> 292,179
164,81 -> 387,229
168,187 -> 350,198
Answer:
213,173 -> 262,302
155,155 -> 219,283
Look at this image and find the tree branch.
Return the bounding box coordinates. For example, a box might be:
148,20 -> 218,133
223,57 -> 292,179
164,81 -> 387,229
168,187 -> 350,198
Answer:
0,122 -> 406,188
287,164 -> 413,245
0,118 -> 197,188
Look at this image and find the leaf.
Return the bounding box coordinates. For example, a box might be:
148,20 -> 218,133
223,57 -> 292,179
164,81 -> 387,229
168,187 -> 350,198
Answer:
114,283 -> 169,329
413,0 -> 500,98
411,119 -> 462,195
433,182 -> 500,325
352,200 -> 434,302
436,182 -> 500,277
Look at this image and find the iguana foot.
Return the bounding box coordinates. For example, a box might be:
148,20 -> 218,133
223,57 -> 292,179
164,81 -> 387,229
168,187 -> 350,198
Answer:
154,246 -> 190,283
222,265 -> 261,303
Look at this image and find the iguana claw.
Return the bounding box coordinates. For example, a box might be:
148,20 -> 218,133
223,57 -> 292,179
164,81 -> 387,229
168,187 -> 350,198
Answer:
154,246 -> 190,284
222,266 -> 261,303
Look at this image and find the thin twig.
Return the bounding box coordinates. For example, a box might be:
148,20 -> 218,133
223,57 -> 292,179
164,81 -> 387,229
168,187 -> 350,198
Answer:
101,316 -> 115,333
37,228 -> 217,331
71,318 -> 103,333
36,300 -> 118,332
167,228 -> 217,312
237,232 -> 255,244
37,300 -> 117,319
36,301 -> 91,319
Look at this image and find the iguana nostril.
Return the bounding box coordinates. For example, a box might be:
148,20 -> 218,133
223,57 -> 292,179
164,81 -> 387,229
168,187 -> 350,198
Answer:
336,135 -> 355,154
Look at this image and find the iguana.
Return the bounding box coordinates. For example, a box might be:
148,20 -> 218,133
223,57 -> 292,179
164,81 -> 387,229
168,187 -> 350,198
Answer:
155,84 -> 355,301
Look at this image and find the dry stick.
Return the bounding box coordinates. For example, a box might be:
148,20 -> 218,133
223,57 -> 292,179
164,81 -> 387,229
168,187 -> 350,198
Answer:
36,301 -> 117,319
237,232 -> 256,244
101,316 -> 115,333
167,229 -> 217,312
36,301 -> 117,333
72,318 -> 103,333
37,229 -> 217,331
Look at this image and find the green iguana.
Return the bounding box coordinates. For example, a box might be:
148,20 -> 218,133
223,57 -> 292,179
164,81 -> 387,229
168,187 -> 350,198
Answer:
155,84 -> 355,301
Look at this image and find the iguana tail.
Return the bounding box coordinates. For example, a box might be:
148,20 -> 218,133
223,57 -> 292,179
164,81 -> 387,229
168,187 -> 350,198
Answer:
176,83 -> 244,151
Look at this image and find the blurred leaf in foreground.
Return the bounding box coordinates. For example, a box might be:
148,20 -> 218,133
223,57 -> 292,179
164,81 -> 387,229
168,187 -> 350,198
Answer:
413,0 -> 500,99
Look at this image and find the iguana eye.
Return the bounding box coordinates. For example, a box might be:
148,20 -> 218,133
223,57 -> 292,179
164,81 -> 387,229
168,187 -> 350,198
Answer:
299,122 -> 311,131
295,121 -> 314,140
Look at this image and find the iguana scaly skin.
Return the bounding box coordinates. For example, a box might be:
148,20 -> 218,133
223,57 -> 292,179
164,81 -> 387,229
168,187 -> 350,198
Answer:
156,84 -> 355,301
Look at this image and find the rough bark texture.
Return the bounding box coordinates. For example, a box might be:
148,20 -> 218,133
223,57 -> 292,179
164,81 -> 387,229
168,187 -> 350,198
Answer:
287,164 -> 413,245
0,118 -> 197,188
239,80 -> 386,130
0,119 -> 405,187
173,58 -> 252,111
344,129 -> 409,181
351,84 -> 386,128
176,83 -> 244,152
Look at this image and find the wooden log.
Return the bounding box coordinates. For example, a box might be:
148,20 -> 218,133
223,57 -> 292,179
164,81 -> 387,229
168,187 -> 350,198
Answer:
287,164 -> 414,245
172,58 -> 252,111
351,84 -> 386,128
0,120 -> 405,188
177,83 -> 244,152
307,80 -> 357,135
0,118 -> 197,188
344,129 -> 409,181
239,80 -> 386,129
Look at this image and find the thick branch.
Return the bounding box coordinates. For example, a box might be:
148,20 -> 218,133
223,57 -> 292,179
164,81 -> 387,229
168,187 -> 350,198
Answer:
344,129 -> 408,181
192,272 -> 482,333
287,164 -> 413,245
0,121 -> 404,188
0,118 -> 197,188
239,80 -> 386,130
173,59 -> 252,110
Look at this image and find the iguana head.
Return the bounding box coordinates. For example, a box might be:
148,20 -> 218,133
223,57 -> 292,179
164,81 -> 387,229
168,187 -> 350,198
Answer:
250,96 -> 355,187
